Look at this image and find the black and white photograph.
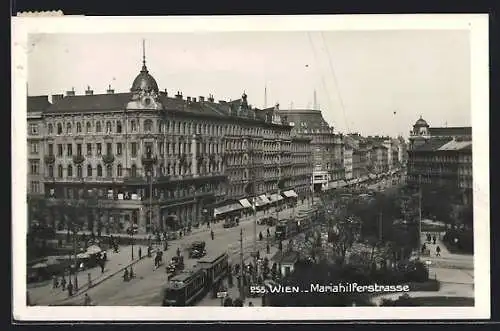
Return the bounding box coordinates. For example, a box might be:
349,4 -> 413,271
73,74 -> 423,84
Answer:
12,15 -> 489,320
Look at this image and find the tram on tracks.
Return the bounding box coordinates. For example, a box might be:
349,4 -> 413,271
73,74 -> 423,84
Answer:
161,251 -> 229,306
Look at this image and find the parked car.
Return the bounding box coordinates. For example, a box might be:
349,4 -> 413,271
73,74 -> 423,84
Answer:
166,255 -> 185,274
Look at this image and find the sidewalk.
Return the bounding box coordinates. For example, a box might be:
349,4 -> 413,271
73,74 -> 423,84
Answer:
28,244 -> 148,305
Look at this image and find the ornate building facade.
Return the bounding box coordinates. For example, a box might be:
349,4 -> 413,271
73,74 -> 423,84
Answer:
27,51 -> 312,234
407,117 -> 473,205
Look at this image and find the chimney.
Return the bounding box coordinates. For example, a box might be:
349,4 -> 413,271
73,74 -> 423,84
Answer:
164,89 -> 168,97
193,97 -> 197,103
186,96 -> 191,102
175,91 -> 183,99
199,96 -> 205,102
51,94 -> 64,103
208,94 -> 214,103
106,84 -> 114,94
85,86 -> 93,95
66,87 -> 75,97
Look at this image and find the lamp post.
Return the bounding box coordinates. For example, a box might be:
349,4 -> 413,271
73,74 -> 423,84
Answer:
130,230 -> 135,277
142,146 -> 155,234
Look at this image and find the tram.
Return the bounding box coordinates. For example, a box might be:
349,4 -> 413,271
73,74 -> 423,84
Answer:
275,219 -> 299,240
162,251 -> 229,306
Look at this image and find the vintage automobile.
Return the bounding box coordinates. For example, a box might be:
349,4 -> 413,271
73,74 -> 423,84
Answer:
223,217 -> 238,228
166,255 -> 185,274
189,241 -> 207,259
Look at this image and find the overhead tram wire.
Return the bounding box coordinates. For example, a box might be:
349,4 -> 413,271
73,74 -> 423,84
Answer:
307,32 -> 339,130
320,31 -> 350,133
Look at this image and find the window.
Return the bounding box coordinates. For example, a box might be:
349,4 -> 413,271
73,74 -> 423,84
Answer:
86,122 -> 92,133
116,143 -> 122,155
96,122 -> 102,133
117,164 -> 123,177
48,144 -> 53,156
30,142 -> 39,154
106,121 -> 112,134
67,165 -> 73,177
131,142 -> 137,157
97,143 -> 102,156
57,123 -> 63,135
106,143 -> 112,155
48,123 -> 53,135
57,144 -> 63,157
131,120 -> 137,132
57,165 -> 63,178
29,124 -> 39,135
30,160 -> 39,174
106,164 -> 112,178
48,165 -> 54,177
77,143 -> 82,156
87,164 -> 93,177
131,164 -> 137,177
97,164 -> 103,177
66,144 -> 73,157
66,123 -> 72,134
76,122 -> 82,133
117,121 -> 122,133
144,119 -> 153,133
86,143 -> 92,156
77,165 -> 83,178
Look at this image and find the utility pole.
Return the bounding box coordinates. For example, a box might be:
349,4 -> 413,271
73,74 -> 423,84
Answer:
378,212 -> 383,242
418,174 -> 422,257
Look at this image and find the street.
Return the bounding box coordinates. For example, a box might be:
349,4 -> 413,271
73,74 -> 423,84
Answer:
51,202 -> 311,306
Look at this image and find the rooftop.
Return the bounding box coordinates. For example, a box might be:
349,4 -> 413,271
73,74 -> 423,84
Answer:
27,95 -> 51,112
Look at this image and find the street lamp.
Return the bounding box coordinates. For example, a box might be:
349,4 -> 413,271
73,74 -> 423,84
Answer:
129,229 -> 135,278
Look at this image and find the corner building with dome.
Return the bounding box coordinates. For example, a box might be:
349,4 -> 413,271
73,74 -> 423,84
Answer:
27,53 -> 313,234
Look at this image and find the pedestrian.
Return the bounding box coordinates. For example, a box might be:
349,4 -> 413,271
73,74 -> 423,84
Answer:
266,244 -> 270,254
421,243 -> 426,254
52,275 -> 58,289
259,232 -> 263,241
211,230 -> 214,240
67,281 -> 73,296
176,247 -> 181,257
432,235 -> 437,245
267,228 -> 270,237
61,275 -> 67,290
123,268 -> 129,282
100,261 -> 105,274
88,272 -> 92,288
138,247 -> 142,259
248,301 -> 254,307
436,246 -> 441,257
84,293 -> 92,306
179,230 -> 183,238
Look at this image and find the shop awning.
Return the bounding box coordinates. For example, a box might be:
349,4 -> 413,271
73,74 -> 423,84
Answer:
254,194 -> 271,207
239,198 -> 252,208
268,193 -> 284,203
283,190 -> 298,198
214,203 -> 243,217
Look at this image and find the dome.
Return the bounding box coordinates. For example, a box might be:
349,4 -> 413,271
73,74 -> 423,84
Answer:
130,64 -> 159,93
414,116 -> 429,127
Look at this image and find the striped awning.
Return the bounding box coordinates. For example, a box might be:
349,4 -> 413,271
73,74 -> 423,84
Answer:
239,198 -> 252,208
214,203 -> 243,217
283,190 -> 298,198
254,194 -> 271,207
268,193 -> 284,202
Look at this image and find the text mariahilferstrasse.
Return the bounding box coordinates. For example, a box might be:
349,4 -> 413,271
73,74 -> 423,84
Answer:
249,283 -> 411,295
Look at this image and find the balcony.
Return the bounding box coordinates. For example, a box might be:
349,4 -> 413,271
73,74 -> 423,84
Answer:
101,153 -> 115,164
44,154 -> 55,164
141,153 -> 157,166
72,154 -> 85,164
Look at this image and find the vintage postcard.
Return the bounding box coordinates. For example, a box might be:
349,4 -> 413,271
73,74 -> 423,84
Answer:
12,14 -> 490,321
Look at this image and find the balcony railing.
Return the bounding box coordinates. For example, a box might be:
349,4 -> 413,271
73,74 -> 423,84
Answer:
44,154 -> 55,164
72,154 -> 85,164
102,153 -> 115,164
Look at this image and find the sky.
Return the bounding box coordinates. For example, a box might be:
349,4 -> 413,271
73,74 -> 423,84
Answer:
27,30 -> 471,138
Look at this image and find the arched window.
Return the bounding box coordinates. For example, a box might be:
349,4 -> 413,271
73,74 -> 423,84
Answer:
67,165 -> 73,177
57,165 -> 63,178
131,120 -> 137,132
87,164 -> 92,177
131,164 -> 137,177
106,121 -> 112,133
76,122 -> 82,133
86,122 -> 92,133
66,123 -> 72,134
116,121 -> 122,133
48,165 -> 54,177
77,165 -> 83,178
117,164 -> 122,177
144,119 -> 153,133
106,164 -> 112,178
48,123 -> 53,135
57,123 -> 63,135
97,164 -> 103,177
96,122 -> 102,133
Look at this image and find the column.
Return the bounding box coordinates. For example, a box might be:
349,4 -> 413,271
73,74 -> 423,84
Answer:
191,135 -> 198,177
138,207 -> 146,233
